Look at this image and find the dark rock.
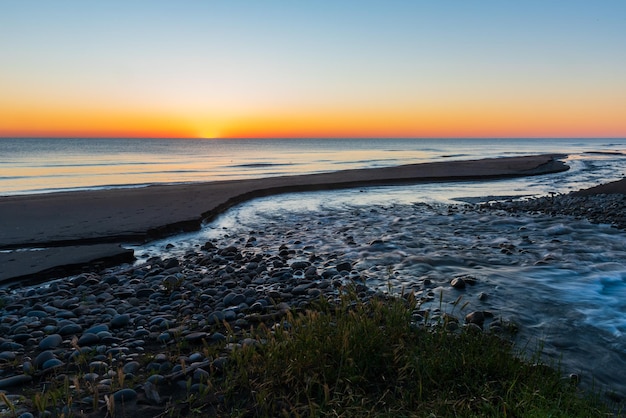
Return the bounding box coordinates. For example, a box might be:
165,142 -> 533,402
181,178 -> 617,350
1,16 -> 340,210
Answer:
89,361 -> 109,374
290,261 -> 310,270
465,311 -> 485,327
0,374 -> 32,390
336,261 -> 352,272
34,350 -> 56,369
292,283 -> 313,295
111,314 -> 131,328
84,324 -> 109,334
38,334 -> 63,350
41,358 -> 64,370
113,388 -> 138,403
223,293 -> 245,307
122,361 -> 141,374
164,258 -> 179,269
59,323 -> 82,336
78,333 -> 100,346
304,266 -> 318,278
450,278 -> 466,289
185,332 -> 209,344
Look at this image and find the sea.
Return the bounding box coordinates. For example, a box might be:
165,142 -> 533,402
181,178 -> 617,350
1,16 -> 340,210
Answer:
3,137 -> 626,395
1,137 -> 626,197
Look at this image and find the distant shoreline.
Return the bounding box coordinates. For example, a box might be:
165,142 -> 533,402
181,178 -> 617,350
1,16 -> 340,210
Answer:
0,154 -> 569,284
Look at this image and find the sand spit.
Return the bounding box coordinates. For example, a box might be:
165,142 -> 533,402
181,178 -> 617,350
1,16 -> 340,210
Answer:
0,154 -> 567,283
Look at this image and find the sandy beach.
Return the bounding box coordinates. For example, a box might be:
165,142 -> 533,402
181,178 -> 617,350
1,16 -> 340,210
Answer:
0,155 -> 568,283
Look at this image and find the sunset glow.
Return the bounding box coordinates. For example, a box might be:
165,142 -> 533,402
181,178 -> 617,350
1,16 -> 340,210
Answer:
2,1 -> 625,139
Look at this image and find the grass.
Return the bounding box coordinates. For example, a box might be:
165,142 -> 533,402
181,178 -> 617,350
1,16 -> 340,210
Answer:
203,289 -> 615,417
4,288 -> 619,417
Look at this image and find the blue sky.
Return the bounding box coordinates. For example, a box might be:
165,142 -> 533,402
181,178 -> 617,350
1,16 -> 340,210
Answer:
2,1 -> 625,137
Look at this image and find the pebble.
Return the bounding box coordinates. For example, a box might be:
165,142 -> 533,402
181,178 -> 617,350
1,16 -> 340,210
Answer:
38,333 -> 63,350
110,313 -> 131,328
41,358 -> 64,370
34,351 -> 56,368
112,388 -> 138,403
77,332 -> 100,346
450,278 -> 466,289
0,374 -> 32,390
8,194 -> 607,416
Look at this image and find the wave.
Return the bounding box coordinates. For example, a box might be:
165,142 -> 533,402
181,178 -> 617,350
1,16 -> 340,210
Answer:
229,163 -> 295,168
584,151 -> 626,156
440,153 -> 469,158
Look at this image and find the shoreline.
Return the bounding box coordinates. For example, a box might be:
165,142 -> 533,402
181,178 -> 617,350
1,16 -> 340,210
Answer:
0,154 -> 568,284
1,155 -> 625,415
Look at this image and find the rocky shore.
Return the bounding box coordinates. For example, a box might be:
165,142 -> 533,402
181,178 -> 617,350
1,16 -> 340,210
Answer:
0,238 -> 381,417
1,175 -> 625,417
480,191 -> 626,231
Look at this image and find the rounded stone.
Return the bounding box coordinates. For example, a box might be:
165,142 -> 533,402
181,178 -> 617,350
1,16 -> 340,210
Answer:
465,311 -> 485,327
111,314 -> 131,328
77,333 -> 100,346
185,332 -> 209,344
78,372 -> 97,383
0,374 -> 32,390
84,324 -> 109,334
113,388 -> 138,403
122,361 -> 141,374
188,352 -> 204,363
59,323 -> 83,336
147,374 -> 165,384
89,361 -> 109,374
336,261 -> 352,272
290,261 -> 310,270
193,368 -> 210,382
223,292 -> 245,307
450,278 -> 466,289
41,358 -> 64,370
0,342 -> 23,351
34,351 -> 56,368
38,334 -> 63,350
0,351 -> 17,362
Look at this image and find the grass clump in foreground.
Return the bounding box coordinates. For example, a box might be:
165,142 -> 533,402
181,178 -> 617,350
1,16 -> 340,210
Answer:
217,289 -> 614,417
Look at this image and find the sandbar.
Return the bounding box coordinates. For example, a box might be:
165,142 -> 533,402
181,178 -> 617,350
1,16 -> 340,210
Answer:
0,154 -> 568,283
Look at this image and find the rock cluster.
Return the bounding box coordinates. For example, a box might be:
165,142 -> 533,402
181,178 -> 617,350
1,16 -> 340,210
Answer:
481,193 -> 626,231
0,240 -> 384,416
5,187 -> 619,415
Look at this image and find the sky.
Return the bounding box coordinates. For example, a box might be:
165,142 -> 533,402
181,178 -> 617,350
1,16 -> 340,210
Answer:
1,1 -> 625,139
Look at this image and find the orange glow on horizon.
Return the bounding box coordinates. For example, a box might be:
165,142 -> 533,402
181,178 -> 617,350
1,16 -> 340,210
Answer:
0,105 -> 196,139
2,101 -> 625,139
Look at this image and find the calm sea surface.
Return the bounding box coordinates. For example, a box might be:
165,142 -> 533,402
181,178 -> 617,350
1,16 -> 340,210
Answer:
1,137 -> 626,196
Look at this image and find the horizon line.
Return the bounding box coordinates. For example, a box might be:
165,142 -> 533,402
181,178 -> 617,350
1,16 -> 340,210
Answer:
2,136 -> 626,140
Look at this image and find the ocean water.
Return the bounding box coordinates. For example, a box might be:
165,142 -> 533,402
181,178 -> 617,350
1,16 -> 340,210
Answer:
1,137 -> 626,196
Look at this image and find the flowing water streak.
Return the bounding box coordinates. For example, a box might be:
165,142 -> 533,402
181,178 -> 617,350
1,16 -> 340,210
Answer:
133,183 -> 626,395
4,137 -> 626,393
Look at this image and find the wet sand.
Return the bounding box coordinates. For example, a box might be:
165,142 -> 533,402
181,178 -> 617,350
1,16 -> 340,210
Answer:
0,154 -> 569,283
572,177 -> 626,196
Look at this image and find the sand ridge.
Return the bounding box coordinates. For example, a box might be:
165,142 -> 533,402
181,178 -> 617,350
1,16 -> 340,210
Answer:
0,154 -> 568,283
